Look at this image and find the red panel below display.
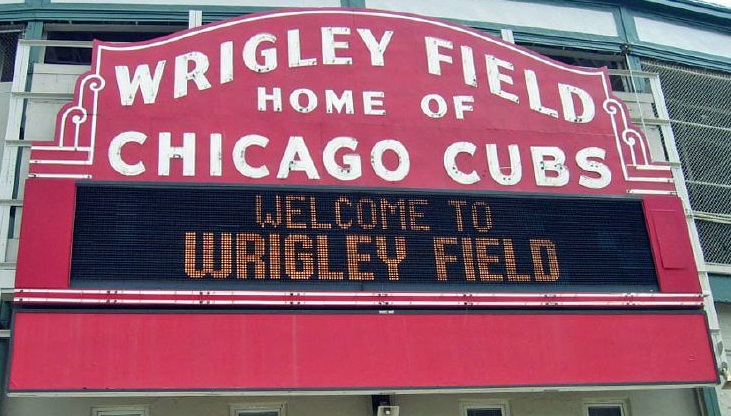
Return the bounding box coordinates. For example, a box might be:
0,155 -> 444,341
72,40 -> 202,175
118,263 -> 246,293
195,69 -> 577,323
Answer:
9,311 -> 717,392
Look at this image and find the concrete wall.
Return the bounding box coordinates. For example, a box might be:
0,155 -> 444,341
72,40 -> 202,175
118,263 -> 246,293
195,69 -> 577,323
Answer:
366,0 -> 618,37
24,63 -> 88,143
634,15 -> 731,60
1,390 -> 701,416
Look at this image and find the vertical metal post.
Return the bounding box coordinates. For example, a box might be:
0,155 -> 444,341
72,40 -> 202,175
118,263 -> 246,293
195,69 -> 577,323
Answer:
0,42 -> 30,264
700,387 -> 723,416
188,10 -> 203,29
500,28 -> 515,44
0,22 -> 42,288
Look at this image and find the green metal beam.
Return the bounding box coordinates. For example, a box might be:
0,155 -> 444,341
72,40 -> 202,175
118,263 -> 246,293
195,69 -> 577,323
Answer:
710,275 -> 731,303
700,387 -> 723,416
341,0 -> 366,7
0,2 -> 719,72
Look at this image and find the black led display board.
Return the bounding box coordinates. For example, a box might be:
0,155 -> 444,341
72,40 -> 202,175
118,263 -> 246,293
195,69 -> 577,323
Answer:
70,183 -> 659,292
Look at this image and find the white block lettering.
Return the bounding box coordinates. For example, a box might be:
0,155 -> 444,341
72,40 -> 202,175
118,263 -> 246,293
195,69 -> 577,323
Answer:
243,33 -> 278,73
363,91 -> 386,115
371,139 -> 409,181
233,134 -> 270,179
444,141 -> 480,184
486,55 -> 519,103
576,147 -> 611,188
288,29 -> 317,67
559,83 -> 595,123
257,87 -> 283,112
453,95 -> 474,120
220,41 -> 234,84
525,70 -> 558,118
277,136 -> 320,179
322,27 -> 352,65
486,143 -> 522,185
324,136 -> 361,180
290,88 -> 318,113
325,90 -> 354,114
174,51 -> 212,99
425,36 -> 453,75
158,132 -> 196,176
209,133 -> 223,176
109,131 -> 146,175
357,28 -> 393,66
460,45 -> 477,87
115,61 -> 166,106
531,146 -> 568,187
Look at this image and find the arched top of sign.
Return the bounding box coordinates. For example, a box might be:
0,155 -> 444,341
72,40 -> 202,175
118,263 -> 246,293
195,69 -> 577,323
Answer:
31,8 -> 673,195
96,10 -> 602,76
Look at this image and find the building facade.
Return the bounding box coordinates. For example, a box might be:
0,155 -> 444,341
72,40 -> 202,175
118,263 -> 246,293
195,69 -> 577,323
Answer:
0,1 -> 730,416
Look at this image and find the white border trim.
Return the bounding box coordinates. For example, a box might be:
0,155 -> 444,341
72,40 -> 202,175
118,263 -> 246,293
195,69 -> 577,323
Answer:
584,399 -> 629,416
13,288 -> 704,308
230,402 -> 286,416
460,399 -> 510,416
7,383 -> 715,398
92,406 -> 149,416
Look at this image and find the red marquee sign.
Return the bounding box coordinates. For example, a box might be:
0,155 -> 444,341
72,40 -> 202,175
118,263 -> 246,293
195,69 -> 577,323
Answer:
17,8 -> 702,299
9,9 -> 716,393
17,8 -> 698,299
30,9 -> 673,193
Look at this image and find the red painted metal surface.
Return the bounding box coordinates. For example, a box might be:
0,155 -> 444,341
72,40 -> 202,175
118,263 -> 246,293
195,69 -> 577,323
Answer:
10,10 -> 714,392
15,179 -> 75,289
643,195 -> 701,293
13,9 -> 698,298
8,311 -> 717,392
